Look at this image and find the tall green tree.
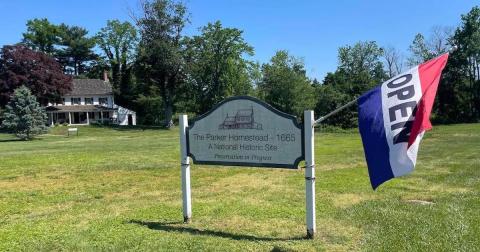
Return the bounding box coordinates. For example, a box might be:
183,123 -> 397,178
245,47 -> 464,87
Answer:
407,33 -> 433,66
96,20 -> 138,106
22,18 -> 59,55
135,0 -> 188,128
57,24 -> 97,75
316,41 -> 386,128
336,41 -> 386,94
407,27 -> 453,67
257,50 -> 316,118
183,21 -> 256,113
406,26 -> 455,123
1,86 -> 47,140
440,6 -> 480,122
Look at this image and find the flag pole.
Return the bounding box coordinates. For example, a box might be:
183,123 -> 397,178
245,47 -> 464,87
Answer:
314,97 -> 358,125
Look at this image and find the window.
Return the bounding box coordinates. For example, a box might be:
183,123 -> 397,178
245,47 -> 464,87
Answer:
71,97 -> 81,105
85,97 -> 93,105
102,111 -> 109,118
99,97 -> 108,106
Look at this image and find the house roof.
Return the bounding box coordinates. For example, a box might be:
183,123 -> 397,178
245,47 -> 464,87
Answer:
222,116 -> 236,125
46,105 -> 117,112
66,79 -> 113,96
236,109 -> 253,117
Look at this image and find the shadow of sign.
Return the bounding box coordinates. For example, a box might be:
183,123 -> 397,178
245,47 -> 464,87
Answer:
128,220 -> 307,242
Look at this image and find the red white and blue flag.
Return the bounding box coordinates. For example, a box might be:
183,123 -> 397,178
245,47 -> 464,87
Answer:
358,54 -> 449,189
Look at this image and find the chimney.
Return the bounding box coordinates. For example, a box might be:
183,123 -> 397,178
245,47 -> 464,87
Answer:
103,71 -> 109,82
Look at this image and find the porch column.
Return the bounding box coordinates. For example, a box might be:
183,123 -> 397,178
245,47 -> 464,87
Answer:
101,111 -> 103,122
50,113 -> 54,126
86,112 -> 90,125
68,112 -> 72,125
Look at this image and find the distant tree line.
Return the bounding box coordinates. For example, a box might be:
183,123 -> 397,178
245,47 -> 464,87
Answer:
0,1 -> 479,128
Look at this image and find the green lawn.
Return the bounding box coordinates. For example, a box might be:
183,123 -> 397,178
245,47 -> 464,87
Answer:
0,124 -> 479,251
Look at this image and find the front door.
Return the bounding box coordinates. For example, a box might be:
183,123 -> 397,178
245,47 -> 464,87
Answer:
128,114 -> 133,125
73,112 -> 80,124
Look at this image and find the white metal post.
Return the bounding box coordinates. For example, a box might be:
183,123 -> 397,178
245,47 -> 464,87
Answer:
304,110 -> 316,238
180,115 -> 192,223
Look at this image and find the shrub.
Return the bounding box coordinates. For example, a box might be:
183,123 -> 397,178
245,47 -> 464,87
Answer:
1,86 -> 47,140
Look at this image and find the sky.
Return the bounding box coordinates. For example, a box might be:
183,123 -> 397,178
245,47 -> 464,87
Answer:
0,0 -> 478,80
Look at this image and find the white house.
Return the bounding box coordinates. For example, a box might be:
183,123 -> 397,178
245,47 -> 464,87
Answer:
46,77 -> 136,126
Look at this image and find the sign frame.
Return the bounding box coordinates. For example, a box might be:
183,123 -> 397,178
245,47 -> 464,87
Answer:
185,96 -> 305,169
179,96 -> 317,238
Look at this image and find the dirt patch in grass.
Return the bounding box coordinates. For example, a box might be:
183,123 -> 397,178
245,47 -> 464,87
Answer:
405,199 -> 435,205
331,193 -> 376,208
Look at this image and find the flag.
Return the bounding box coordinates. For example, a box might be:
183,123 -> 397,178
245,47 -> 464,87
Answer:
358,54 -> 449,189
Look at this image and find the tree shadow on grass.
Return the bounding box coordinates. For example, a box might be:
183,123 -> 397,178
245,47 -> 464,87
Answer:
0,138 -> 23,143
128,220 -> 307,242
0,136 -> 47,142
89,124 -> 170,131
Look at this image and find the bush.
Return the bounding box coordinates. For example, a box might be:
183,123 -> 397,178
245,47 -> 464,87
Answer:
1,86 -> 47,140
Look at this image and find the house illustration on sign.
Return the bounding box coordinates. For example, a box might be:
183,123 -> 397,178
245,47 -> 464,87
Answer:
218,107 -> 262,130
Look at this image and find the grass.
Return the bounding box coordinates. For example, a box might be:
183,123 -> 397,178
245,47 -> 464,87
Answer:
0,124 -> 479,251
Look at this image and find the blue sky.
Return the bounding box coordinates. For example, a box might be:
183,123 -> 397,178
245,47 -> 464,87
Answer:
0,0 -> 478,80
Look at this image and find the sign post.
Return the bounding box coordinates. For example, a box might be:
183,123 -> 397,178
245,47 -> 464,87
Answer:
304,110 -> 316,238
179,115 -> 192,223
179,96 -> 316,238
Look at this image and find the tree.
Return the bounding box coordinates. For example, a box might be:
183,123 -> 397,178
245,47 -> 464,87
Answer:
407,27 -> 452,67
316,41 -> 386,128
257,50 -> 316,118
440,6 -> 480,122
428,26 -> 454,55
1,86 -> 47,140
183,21 -> 256,113
57,24 -> 97,75
96,20 -> 138,106
407,33 -> 433,66
0,45 -> 72,107
135,0 -> 189,128
22,18 -> 59,55
383,46 -> 404,78
336,41 -> 386,94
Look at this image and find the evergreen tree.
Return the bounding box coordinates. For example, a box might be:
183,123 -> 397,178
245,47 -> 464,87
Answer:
57,24 -> 97,75
22,18 -> 59,55
1,86 -> 47,140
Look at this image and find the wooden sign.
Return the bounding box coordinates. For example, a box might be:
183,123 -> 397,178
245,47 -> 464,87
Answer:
186,96 -> 304,168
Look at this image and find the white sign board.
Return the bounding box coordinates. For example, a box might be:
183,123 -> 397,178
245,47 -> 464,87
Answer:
187,96 -> 304,168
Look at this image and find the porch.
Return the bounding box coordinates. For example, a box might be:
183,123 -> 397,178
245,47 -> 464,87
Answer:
46,105 -> 117,126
